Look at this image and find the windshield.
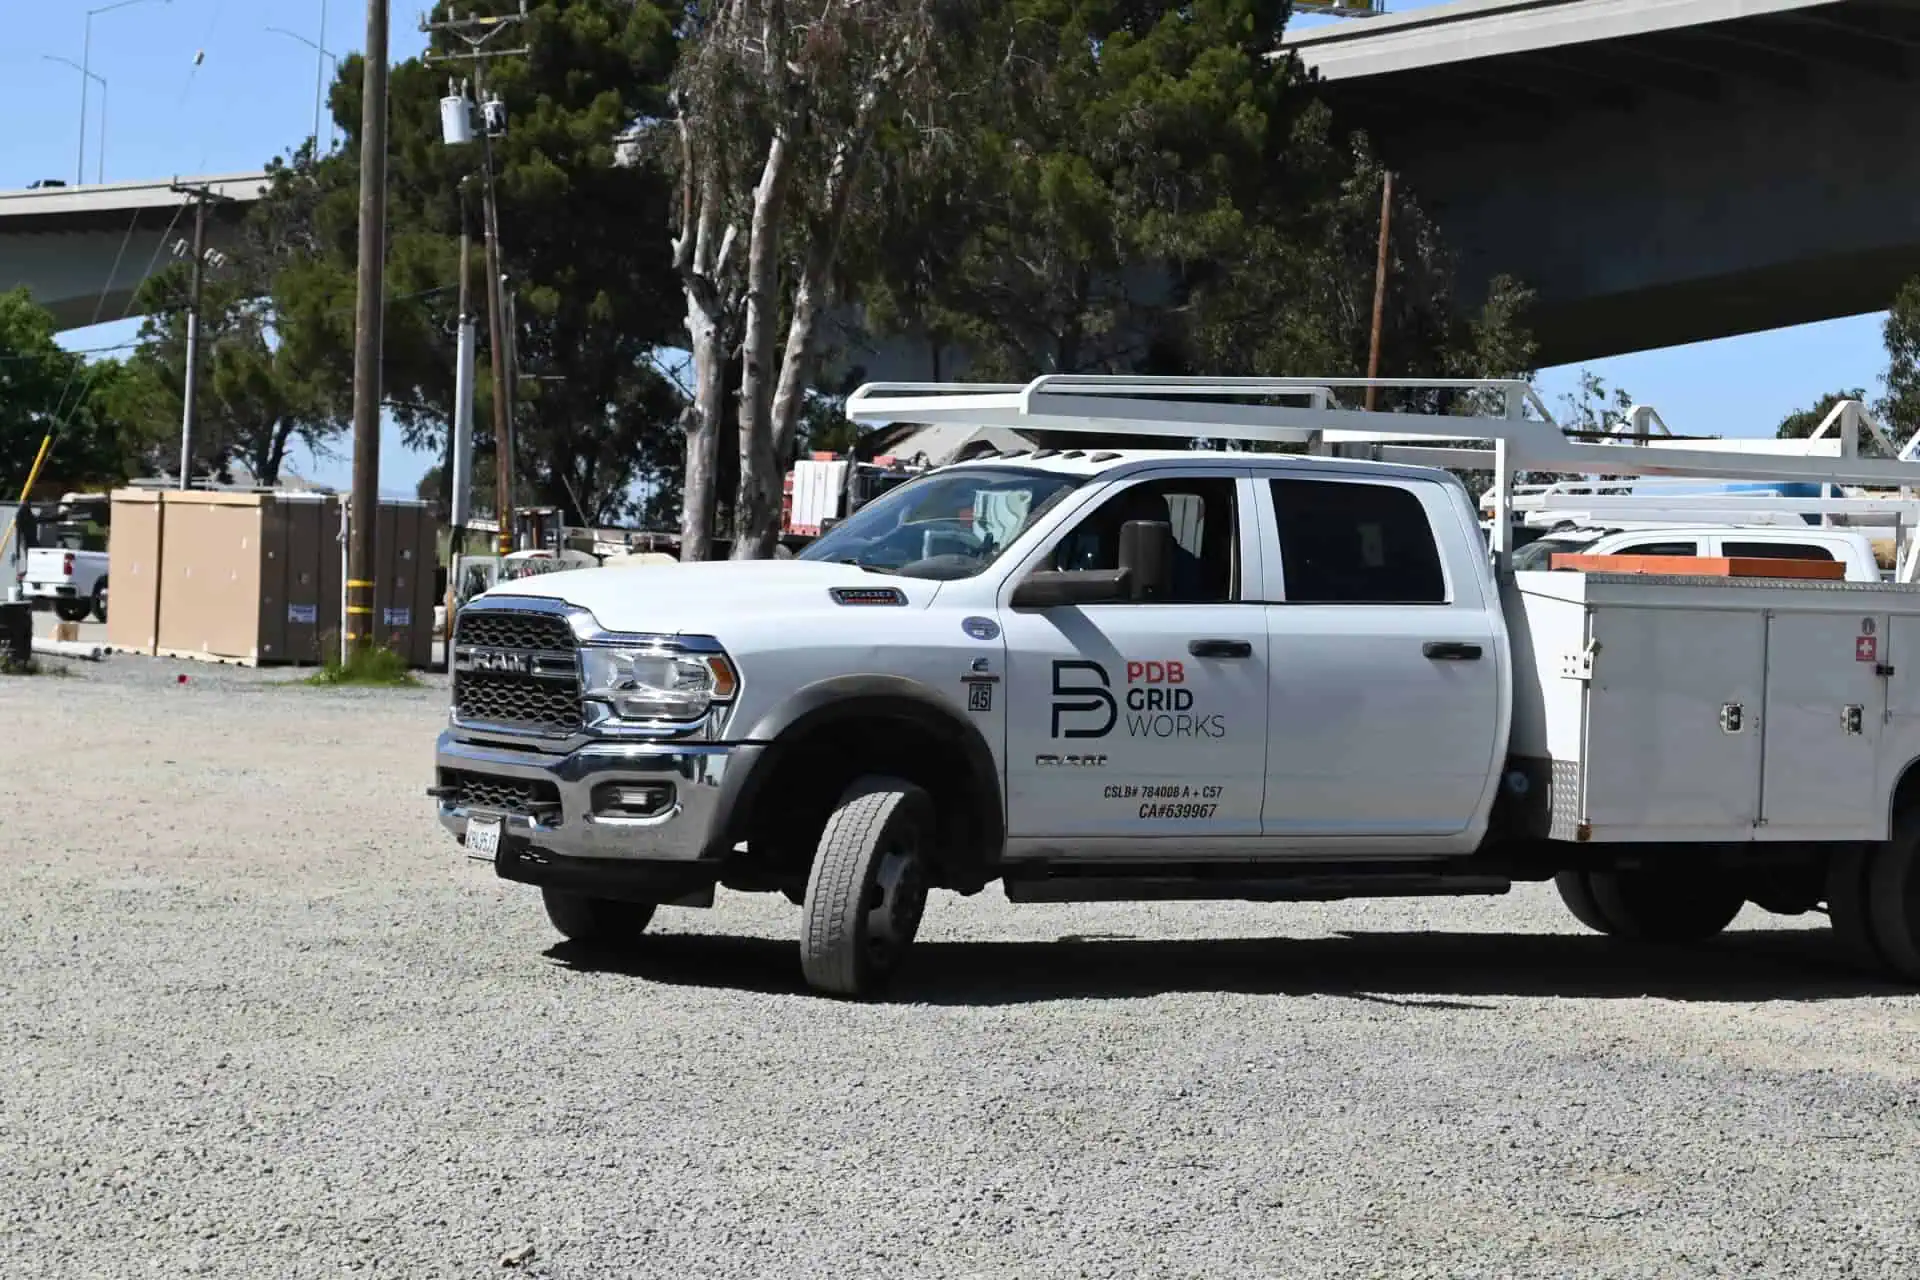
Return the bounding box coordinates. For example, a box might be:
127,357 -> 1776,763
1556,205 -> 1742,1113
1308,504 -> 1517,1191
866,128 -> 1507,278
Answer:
798,466 -> 1085,580
1512,533 -> 1602,571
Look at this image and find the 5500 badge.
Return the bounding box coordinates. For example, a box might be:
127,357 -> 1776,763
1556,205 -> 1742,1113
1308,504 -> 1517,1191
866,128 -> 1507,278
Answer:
1049,659 -> 1226,740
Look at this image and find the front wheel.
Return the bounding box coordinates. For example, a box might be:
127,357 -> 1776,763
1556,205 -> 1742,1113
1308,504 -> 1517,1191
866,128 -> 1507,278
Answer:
540,889 -> 656,949
799,776 -> 934,998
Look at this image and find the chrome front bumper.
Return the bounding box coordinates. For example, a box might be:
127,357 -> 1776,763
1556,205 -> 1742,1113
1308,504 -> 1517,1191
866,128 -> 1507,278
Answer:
435,730 -> 755,863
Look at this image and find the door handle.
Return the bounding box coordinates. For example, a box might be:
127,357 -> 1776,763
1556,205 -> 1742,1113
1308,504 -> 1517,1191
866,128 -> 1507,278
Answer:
1189,638 -> 1253,659
1423,641 -> 1483,661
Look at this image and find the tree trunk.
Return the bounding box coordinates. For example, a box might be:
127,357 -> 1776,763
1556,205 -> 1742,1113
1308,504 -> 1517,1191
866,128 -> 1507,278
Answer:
674,99 -> 732,563
732,131 -> 793,561
766,127 -> 881,534
679,294 -> 724,561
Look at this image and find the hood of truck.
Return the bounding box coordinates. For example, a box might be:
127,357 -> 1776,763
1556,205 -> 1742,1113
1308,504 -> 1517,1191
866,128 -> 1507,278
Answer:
474,558 -> 939,635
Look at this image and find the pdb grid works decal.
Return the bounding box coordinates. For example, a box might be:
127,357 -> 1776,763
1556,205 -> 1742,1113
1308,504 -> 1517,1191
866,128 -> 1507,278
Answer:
1049,659 -> 1226,740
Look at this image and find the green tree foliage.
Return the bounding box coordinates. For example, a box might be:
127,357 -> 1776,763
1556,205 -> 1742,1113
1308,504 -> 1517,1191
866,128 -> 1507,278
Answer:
1778,388 -> 1871,441
110,255 -> 341,486
1880,279 -> 1920,439
0,289 -> 155,491
850,1 -> 1535,389
1557,371 -> 1637,435
200,1 -> 686,523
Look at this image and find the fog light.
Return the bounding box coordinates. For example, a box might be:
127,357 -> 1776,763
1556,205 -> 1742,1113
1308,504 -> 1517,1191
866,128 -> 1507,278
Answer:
593,782 -> 674,818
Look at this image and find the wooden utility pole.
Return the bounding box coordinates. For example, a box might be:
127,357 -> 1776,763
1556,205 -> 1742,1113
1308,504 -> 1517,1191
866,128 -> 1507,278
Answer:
480,98 -> 513,555
347,0 -> 390,655
167,182 -> 233,489
1365,170 -> 1393,413
423,3 -> 528,556
178,196 -> 208,489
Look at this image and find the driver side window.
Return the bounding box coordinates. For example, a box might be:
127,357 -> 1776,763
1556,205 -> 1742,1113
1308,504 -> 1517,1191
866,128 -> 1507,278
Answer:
1050,476 -> 1238,603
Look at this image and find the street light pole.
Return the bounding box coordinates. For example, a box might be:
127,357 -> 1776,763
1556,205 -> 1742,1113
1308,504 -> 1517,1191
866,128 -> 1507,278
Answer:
316,0 -> 329,154
265,26 -> 342,151
43,57 -> 107,184
78,20 -> 90,184
81,0 -> 170,186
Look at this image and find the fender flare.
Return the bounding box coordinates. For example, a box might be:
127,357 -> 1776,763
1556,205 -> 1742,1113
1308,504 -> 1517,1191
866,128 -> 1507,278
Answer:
726,674 -> 1006,878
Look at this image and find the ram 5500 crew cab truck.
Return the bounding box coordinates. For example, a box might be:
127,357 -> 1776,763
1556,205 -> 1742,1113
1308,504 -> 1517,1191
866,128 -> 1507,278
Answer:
434,377 -> 1920,997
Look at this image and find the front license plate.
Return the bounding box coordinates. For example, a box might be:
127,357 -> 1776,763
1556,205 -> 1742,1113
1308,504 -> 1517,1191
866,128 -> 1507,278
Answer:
466,815 -> 503,859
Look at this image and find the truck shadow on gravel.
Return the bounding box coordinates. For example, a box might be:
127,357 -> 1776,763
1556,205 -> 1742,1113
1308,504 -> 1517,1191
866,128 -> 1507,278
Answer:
547,926 -> 1905,1005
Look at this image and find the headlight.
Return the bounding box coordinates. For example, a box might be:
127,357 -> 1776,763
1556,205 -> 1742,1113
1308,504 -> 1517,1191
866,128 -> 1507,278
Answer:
579,648 -> 738,722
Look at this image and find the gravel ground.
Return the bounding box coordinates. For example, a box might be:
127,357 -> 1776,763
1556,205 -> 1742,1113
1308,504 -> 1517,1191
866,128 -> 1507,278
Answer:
5,655 -> 1920,1279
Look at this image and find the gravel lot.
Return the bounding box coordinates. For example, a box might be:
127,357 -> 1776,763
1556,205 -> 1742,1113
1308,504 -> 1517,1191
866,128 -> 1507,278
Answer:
6,654 -> 1920,1279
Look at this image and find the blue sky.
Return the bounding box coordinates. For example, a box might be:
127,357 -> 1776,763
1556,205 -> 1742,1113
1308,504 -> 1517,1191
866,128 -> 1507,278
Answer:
8,0 -> 1895,497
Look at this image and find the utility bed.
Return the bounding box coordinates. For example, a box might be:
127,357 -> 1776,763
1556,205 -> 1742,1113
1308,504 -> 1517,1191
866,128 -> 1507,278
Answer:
1509,570 -> 1920,846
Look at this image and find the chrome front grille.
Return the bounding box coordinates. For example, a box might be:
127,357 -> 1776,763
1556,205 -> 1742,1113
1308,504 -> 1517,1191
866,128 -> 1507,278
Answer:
455,610 -> 575,653
452,606 -> 583,736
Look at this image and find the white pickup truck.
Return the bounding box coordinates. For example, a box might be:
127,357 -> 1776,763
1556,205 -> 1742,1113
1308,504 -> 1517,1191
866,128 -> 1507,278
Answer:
24,543 -> 108,622
434,376 -> 1920,997
1510,524 -> 1885,581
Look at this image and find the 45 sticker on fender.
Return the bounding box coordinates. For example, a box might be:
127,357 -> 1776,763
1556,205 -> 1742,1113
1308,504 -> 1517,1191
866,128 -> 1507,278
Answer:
1049,659 -> 1227,740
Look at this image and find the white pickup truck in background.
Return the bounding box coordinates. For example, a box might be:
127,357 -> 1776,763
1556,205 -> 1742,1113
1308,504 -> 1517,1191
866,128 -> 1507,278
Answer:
431,376 -> 1920,998
24,543 -> 108,622
1510,523 -> 1885,581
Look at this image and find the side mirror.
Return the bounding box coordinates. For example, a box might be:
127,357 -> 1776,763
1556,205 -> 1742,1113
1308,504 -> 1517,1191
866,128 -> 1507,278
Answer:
1119,519 -> 1173,601
1010,568 -> 1133,609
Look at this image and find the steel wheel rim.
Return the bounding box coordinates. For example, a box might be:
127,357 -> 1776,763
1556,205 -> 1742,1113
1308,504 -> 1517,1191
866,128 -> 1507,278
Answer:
866,841 -> 927,956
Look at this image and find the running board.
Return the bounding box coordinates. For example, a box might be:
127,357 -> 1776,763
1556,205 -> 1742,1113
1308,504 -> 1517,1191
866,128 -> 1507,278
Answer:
1002,870 -> 1512,904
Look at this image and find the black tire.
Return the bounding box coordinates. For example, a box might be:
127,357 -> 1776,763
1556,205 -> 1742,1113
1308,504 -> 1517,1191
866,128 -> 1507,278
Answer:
1584,864 -> 1744,943
800,775 -> 934,998
540,888 -> 656,949
1826,845 -> 1883,972
1553,870 -> 1616,934
53,599 -> 90,623
1867,819 -> 1920,983
91,579 -> 107,624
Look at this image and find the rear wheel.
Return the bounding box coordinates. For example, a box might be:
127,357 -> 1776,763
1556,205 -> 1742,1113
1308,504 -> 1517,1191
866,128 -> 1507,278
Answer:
540,889 -> 656,949
90,579 -> 107,624
1553,870 -> 1615,934
53,599 -> 89,623
799,776 -> 934,999
1867,820 -> 1920,982
1580,863 -> 1744,943
1826,846 -> 1886,972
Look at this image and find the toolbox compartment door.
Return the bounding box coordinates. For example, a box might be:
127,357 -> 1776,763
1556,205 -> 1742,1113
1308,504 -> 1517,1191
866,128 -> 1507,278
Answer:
1758,612 -> 1885,837
1583,607 -> 1765,837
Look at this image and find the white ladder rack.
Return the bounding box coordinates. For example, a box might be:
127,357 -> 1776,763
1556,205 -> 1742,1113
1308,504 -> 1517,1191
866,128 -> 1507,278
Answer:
844,375 -> 1920,572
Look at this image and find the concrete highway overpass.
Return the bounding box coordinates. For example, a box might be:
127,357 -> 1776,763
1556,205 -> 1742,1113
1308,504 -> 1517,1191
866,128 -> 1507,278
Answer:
8,0 -> 1915,369
1284,0 -> 1920,364
0,174 -> 268,331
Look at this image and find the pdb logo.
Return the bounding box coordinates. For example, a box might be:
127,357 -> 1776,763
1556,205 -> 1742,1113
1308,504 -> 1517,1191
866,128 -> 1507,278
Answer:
1050,660 -> 1116,739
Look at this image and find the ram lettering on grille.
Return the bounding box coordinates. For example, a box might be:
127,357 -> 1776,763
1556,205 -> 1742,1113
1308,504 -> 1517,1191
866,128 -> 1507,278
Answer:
451,608 -> 583,735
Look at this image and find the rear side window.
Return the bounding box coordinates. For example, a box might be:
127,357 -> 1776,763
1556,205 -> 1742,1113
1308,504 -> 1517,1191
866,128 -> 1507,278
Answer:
1612,540 -> 1699,558
1270,479 -> 1445,604
1723,541 -> 1836,562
